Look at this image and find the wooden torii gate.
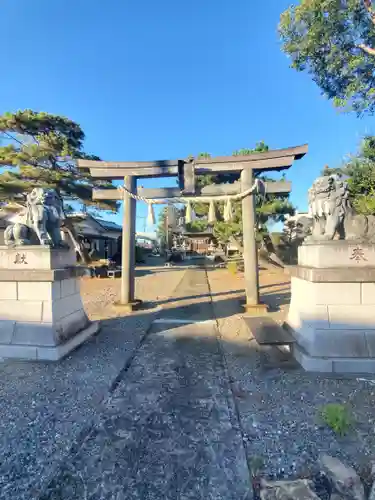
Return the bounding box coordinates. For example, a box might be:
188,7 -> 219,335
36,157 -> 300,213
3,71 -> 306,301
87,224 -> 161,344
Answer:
78,144 -> 307,312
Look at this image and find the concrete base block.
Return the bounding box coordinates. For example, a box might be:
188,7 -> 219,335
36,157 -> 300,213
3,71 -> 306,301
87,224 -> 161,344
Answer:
0,321 -> 100,361
0,246 -> 76,270
36,321 -> 100,360
293,344 -> 333,373
243,303 -> 269,315
299,241 -> 375,268
287,321 -> 373,359
293,344 -> 375,374
12,323 -> 57,346
287,242 -> 375,374
0,246 -> 95,361
332,358 -> 375,374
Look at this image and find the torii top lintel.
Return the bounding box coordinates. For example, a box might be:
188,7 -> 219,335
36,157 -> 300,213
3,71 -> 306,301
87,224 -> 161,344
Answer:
77,144 -> 308,180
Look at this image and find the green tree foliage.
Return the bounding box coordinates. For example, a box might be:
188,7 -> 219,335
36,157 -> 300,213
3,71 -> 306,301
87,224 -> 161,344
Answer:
188,143 -> 295,245
157,207 -> 168,248
233,141 -> 269,156
279,0 -> 375,114
0,109 -> 118,263
0,109 -> 116,210
322,136 -> 375,214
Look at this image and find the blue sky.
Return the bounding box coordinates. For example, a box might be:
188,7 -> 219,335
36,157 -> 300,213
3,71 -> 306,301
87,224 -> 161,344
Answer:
1,0 -> 374,232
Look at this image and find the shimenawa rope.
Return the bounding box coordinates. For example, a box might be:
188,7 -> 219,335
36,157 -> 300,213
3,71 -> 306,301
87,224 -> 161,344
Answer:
117,178 -> 266,226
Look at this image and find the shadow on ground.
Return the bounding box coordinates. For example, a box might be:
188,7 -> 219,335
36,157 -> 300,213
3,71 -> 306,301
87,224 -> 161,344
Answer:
262,289 -> 291,312
1,269 -> 375,500
137,286 -> 290,317
16,325 -> 375,500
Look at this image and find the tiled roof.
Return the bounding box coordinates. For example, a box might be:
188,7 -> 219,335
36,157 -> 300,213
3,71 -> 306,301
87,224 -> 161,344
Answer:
95,218 -> 122,231
67,213 -> 122,232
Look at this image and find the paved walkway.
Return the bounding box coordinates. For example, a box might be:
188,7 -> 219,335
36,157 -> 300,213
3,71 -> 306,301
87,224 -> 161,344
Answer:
40,267 -> 252,499
0,267 -> 375,500
4,264 -> 374,499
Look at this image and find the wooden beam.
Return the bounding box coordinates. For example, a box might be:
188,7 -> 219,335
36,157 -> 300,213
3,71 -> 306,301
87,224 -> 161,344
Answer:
83,166 -> 178,179
138,187 -> 180,199
263,181 -> 291,194
93,187 -> 181,201
92,181 -> 291,202
93,189 -> 122,201
200,181 -> 291,196
78,159 -> 180,169
200,183 -> 240,196
78,144 -> 308,179
194,144 -> 308,165
195,156 -> 293,174
86,158 -> 293,179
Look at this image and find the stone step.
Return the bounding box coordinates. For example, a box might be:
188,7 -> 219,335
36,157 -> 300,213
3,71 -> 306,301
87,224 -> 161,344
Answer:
243,316 -> 295,345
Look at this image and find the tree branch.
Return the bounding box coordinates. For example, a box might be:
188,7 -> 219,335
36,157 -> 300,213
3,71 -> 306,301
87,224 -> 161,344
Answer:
364,0 -> 375,25
358,43 -> 375,55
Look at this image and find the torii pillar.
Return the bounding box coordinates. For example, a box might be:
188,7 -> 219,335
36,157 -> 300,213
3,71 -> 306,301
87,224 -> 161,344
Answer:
121,176 -> 137,307
241,168 -> 261,310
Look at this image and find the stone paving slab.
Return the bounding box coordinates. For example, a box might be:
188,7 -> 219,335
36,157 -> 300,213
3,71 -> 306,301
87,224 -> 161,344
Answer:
39,268 -> 252,500
40,322 -> 252,500
155,266 -> 213,323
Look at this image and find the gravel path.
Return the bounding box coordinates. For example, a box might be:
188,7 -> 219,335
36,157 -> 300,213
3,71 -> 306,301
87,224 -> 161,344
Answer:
81,263 -> 186,320
208,266 -> 375,480
0,265 -> 187,500
40,268 -> 252,500
2,263 -> 375,499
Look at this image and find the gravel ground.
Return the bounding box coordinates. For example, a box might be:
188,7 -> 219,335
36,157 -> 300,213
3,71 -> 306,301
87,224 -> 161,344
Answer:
81,261 -> 186,320
0,263 -> 187,500
207,266 -> 375,481
2,262 -> 375,499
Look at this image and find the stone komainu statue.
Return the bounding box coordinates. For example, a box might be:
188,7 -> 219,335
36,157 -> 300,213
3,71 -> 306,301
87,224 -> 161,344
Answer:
4,188 -> 69,248
284,213 -> 313,241
308,174 -> 375,242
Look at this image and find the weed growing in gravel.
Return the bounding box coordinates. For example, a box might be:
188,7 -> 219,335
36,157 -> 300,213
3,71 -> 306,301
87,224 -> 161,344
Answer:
320,403 -> 353,436
250,456 -> 264,499
250,456 -> 265,476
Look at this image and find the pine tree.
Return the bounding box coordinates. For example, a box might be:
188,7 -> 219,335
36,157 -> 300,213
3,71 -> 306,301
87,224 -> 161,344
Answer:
0,109 -> 117,261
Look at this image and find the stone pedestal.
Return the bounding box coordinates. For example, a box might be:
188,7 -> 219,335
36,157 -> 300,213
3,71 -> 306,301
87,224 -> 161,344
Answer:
0,246 -> 98,361
287,241 -> 375,373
